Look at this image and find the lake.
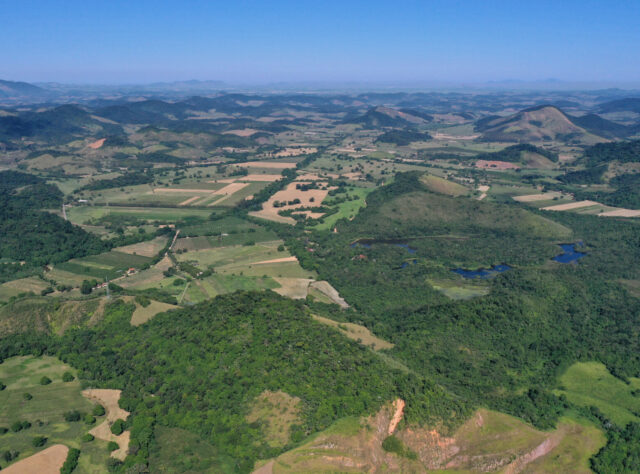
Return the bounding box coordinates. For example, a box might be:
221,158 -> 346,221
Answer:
452,264 -> 511,279
552,243 -> 587,263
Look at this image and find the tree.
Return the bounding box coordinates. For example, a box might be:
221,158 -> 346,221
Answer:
32,435 -> 47,447
62,371 -> 75,382
92,404 -> 106,417
80,280 -> 93,295
39,376 -> 52,385
110,419 -> 125,435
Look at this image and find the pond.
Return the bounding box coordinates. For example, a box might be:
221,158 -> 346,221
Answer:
552,243 -> 587,263
452,264 -> 511,279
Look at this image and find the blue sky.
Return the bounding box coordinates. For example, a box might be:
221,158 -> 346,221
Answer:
1,0 -> 639,84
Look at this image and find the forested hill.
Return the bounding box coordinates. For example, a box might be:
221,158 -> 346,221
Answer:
0,292 -> 466,472
0,171 -> 107,281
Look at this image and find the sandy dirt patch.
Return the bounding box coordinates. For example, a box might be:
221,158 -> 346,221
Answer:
599,208 -> 640,217
236,161 -> 297,169
252,256 -> 299,265
241,174 -> 283,182
542,200 -> 600,211
3,444 -> 69,474
251,182 -> 334,224
475,160 -> 520,170
87,138 -> 106,149
388,399 -> 405,435
340,171 -> 365,180
273,278 -> 314,299
179,195 -> 201,206
253,460 -> 275,474
513,192 -> 564,202
223,128 -> 259,137
476,185 -> 490,201
83,388 -> 131,460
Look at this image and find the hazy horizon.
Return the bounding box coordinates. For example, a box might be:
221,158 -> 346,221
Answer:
2,0 -> 639,85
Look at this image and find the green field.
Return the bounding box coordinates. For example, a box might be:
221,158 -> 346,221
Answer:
67,205 -> 218,225
0,356 -> 110,472
555,361 -> 640,426
56,250 -> 152,280
315,186 -> 373,230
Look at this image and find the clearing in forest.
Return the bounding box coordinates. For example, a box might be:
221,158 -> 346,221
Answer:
131,300 -> 178,326
83,389 -> 131,460
312,315 -> 392,350
247,391 -> 301,449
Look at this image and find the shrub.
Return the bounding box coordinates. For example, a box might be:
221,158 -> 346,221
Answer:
63,410 -> 82,422
0,380 -> 5,390
80,280 -> 93,295
92,404 -> 106,416
10,420 -> 30,432
106,457 -> 123,472
84,414 -> 96,425
32,435 -> 47,447
110,419 -> 125,435
23,392 -> 33,400
0,426 -> 8,434
135,295 -> 151,307
39,376 -> 52,385
60,448 -> 81,474
81,433 -> 95,442
107,441 -> 119,452
2,449 -> 19,462
381,435 -> 417,460
62,371 -> 75,382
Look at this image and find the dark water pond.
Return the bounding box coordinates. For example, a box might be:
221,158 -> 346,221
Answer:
452,264 -> 511,279
552,243 -> 587,263
400,259 -> 418,269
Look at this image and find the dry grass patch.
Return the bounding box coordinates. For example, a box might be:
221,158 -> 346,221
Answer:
213,182 -> 250,196
599,208 -> 640,217
241,174 -> 283,182
178,195 -> 201,206
514,192 -> 565,202
272,278 -> 314,299
114,236 -> 169,257
420,174 -> 468,196
542,200 -> 600,211
252,256 -> 298,265
236,161 -> 297,169
131,300 -> 178,326
312,315 -> 393,350
3,444 -> 69,474
223,128 -> 259,137
247,391 -> 301,448
273,147 -> 317,157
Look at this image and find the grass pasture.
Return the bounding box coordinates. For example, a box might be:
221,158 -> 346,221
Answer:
0,277 -> 50,301
56,251 -> 152,280
0,356 -> 110,472
114,235 -> 169,257
420,173 -> 469,196
555,361 -> 640,426
67,205 -> 217,226
428,278 -> 490,300
314,186 -> 373,230
130,300 -> 178,326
